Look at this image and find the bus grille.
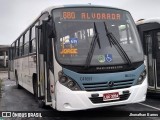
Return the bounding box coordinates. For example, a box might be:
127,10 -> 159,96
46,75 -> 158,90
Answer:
89,93 -> 130,104
83,79 -> 134,91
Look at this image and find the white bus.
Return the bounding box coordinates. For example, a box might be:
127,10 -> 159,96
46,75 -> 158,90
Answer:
137,18 -> 160,93
8,5 -> 147,111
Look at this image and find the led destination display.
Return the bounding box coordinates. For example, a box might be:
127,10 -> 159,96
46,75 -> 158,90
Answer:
54,7 -> 124,21
62,12 -> 121,20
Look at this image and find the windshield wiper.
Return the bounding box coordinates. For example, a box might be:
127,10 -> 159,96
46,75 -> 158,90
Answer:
103,22 -> 132,65
85,22 -> 101,68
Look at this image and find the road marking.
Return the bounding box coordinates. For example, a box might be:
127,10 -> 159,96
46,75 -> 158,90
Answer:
138,103 -> 160,111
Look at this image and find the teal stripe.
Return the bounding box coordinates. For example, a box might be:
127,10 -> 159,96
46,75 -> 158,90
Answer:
63,64 -> 145,90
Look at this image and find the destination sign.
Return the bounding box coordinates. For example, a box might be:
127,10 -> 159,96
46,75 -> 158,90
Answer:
62,12 -> 122,21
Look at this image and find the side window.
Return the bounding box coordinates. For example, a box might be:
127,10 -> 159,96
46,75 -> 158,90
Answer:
12,42 -> 15,59
31,39 -> 36,53
31,26 -> 35,39
30,21 -> 39,53
25,31 -> 30,43
19,36 -> 24,56
15,40 -> 19,57
24,30 -> 30,55
30,26 -> 36,53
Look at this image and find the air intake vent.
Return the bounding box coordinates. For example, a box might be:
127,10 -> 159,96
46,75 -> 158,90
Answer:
83,79 -> 134,91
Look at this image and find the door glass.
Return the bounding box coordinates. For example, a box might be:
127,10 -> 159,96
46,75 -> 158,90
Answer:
145,33 -> 155,87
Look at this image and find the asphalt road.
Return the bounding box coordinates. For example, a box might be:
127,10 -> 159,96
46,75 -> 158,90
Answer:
0,75 -> 160,120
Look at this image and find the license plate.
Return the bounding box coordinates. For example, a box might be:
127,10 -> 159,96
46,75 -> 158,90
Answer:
103,92 -> 119,101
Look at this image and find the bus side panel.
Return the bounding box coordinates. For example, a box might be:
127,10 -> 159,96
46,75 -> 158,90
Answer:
21,57 -> 28,89
15,56 -> 34,94
21,56 -> 34,94
8,71 -> 15,80
28,55 -> 36,75
38,55 -> 45,97
28,54 -> 37,93
14,59 -> 22,85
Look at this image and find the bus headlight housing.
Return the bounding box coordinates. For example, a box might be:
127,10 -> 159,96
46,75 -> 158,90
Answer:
136,70 -> 147,85
58,71 -> 81,91
67,81 -> 75,88
59,76 -> 68,83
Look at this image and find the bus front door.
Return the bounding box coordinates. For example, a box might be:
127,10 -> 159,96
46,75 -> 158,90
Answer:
145,32 -> 156,90
36,20 -> 52,107
36,25 -> 45,103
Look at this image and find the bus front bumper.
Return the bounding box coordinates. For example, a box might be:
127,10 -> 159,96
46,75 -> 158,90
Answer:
55,79 -> 147,111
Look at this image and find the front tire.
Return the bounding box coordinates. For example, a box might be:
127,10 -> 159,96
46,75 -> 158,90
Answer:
33,75 -> 38,101
38,100 -> 45,108
33,75 -> 46,108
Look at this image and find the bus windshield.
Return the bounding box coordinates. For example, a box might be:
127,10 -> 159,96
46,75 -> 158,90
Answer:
52,7 -> 143,66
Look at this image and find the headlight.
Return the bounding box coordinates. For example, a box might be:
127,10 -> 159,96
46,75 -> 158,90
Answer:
59,76 -> 68,83
67,81 -> 75,88
58,71 -> 81,91
142,70 -> 146,77
136,69 -> 147,85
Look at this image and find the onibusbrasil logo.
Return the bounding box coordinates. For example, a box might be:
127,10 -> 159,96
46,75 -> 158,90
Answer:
1,112 -> 42,118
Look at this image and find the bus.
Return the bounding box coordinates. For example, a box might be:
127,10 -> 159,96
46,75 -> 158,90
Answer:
8,5 -> 147,111
137,18 -> 160,93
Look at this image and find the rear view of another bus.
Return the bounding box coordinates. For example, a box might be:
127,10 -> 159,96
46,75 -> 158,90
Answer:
137,18 -> 160,93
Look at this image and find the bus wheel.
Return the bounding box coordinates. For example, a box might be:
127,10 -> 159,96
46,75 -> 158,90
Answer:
32,75 -> 45,108
38,100 -> 45,108
15,71 -> 21,89
33,75 -> 38,102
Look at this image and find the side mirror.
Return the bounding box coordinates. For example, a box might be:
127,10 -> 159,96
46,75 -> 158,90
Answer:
48,30 -> 56,39
48,21 -> 56,39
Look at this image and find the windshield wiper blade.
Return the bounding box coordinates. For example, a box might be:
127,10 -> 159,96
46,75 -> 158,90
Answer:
94,23 -> 101,49
103,22 -> 132,65
85,22 -> 101,68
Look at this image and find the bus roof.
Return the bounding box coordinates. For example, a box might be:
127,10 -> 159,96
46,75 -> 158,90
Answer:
41,4 -> 127,14
136,18 -> 160,25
